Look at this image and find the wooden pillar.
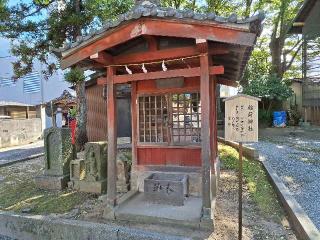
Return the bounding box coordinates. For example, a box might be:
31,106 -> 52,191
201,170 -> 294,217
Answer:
199,42 -> 211,211
131,82 -> 138,169
106,66 -> 117,207
209,75 -> 217,165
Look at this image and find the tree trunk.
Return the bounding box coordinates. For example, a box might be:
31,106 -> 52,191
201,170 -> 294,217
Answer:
75,80 -> 88,151
269,37 -> 283,78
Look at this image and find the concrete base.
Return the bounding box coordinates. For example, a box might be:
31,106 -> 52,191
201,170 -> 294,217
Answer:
71,179 -> 107,194
108,192 -> 214,230
34,174 -> 69,190
0,210 -> 190,240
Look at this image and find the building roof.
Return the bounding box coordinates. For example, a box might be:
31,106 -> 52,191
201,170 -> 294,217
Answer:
288,0 -> 318,34
223,94 -> 261,102
0,101 -> 34,107
55,0 -> 265,85
48,90 -> 76,106
56,0 -> 265,57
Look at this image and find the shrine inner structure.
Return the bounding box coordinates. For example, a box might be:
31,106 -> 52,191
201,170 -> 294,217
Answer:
57,0 -> 264,227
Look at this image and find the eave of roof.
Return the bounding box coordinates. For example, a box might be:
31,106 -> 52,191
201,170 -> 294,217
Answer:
288,0 -> 317,34
55,1 -> 265,58
0,101 -> 34,107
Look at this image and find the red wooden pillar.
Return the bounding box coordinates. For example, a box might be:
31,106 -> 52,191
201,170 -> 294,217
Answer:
198,39 -> 212,212
106,66 -> 117,207
212,77 -> 217,159
209,70 -> 218,166
131,82 -> 138,169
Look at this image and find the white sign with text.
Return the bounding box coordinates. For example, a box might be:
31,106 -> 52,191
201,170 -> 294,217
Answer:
224,94 -> 260,143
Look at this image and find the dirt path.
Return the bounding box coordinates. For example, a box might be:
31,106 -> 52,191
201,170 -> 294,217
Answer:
211,170 -> 296,240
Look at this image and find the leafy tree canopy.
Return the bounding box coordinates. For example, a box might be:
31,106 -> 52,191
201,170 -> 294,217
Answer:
242,74 -> 293,102
3,0 -> 133,79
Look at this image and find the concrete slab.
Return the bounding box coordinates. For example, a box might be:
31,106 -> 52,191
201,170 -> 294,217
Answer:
114,193 -> 208,229
0,211 -> 190,240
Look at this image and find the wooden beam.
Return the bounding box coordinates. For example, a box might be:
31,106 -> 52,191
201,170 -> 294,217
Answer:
144,19 -> 256,46
196,39 -> 209,53
112,46 -> 228,66
199,41 -> 211,212
61,18 -> 254,69
90,52 -> 113,65
217,78 -> 238,87
131,82 -> 138,170
97,66 -> 224,85
144,35 -> 158,51
61,21 -> 143,69
106,66 -> 117,207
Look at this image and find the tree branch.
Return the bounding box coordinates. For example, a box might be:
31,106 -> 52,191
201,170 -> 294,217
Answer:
285,42 -> 303,71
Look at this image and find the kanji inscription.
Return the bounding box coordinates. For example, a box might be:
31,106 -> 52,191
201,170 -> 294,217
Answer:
224,94 -> 260,142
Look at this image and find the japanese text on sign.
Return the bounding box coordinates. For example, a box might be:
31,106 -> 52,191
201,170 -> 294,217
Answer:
224,95 -> 260,142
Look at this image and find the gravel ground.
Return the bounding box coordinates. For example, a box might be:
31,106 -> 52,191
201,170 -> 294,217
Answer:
0,141 -> 43,166
246,135 -> 320,230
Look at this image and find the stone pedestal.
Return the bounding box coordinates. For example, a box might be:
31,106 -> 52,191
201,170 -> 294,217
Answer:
69,142 -> 108,194
35,127 -> 73,190
144,173 -> 189,206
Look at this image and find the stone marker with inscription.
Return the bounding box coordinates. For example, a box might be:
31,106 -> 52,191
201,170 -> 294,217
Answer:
35,127 -> 74,190
144,173 -> 189,206
69,142 -> 108,194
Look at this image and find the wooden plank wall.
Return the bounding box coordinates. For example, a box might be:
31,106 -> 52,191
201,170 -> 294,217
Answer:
137,147 -> 201,166
7,106 -> 37,119
86,84 -> 108,141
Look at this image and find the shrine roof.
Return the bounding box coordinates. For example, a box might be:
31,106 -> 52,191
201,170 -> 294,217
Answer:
56,0 -> 265,57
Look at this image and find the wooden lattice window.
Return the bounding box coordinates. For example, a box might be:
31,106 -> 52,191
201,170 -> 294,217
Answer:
171,93 -> 201,144
139,95 -> 169,143
138,92 -> 201,145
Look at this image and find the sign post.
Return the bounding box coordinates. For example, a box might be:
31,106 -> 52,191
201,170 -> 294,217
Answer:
224,94 -> 260,240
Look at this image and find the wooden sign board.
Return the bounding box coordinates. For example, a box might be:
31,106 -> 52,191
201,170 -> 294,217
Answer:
224,94 -> 260,143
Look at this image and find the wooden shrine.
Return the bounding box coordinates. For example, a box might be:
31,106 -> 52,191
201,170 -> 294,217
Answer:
56,0 -> 264,226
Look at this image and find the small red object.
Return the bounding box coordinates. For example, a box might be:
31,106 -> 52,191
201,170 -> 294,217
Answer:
70,119 -> 76,145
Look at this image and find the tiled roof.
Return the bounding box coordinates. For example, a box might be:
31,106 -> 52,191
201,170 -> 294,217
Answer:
56,0 -> 265,54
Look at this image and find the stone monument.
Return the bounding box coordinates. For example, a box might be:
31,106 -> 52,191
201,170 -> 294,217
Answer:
70,142 -> 108,194
35,127 -> 74,190
144,173 -> 189,206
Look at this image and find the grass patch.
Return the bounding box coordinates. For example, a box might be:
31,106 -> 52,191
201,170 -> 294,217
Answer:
0,159 -> 92,215
218,143 -> 284,220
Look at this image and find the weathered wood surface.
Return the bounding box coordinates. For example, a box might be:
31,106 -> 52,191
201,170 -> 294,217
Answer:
106,67 -> 117,207
137,147 -> 201,166
97,66 -> 224,85
109,46 -> 229,66
199,49 -> 211,210
131,82 -> 138,170
224,95 -> 259,143
61,18 -> 256,69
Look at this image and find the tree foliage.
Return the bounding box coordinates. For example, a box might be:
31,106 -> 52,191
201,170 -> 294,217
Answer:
242,74 -> 293,124
0,0 -> 9,33
64,67 -> 85,84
